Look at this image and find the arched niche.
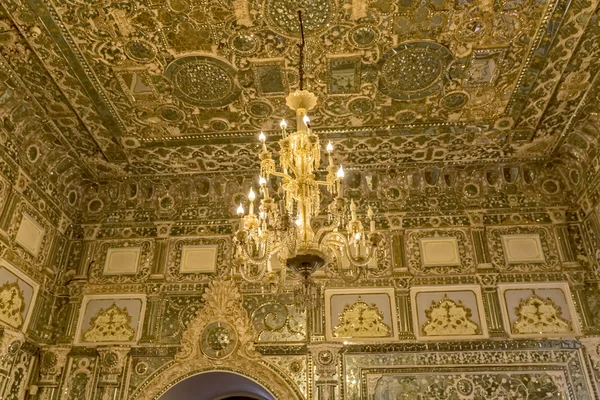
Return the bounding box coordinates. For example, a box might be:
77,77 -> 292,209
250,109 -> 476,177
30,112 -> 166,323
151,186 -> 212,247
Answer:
131,280 -> 303,400
159,371 -> 274,400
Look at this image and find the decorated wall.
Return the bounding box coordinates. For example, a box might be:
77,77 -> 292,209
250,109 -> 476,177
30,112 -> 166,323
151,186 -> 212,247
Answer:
0,0 -> 600,398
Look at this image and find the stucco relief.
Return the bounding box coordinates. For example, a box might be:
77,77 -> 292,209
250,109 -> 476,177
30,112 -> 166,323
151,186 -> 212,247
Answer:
513,293 -> 572,335
422,296 -> 480,336
130,279 -> 302,400
0,282 -> 24,329
333,298 -> 391,338
82,304 -> 136,343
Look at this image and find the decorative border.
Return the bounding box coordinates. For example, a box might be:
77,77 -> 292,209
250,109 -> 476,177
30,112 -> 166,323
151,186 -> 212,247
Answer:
0,258 -> 40,333
409,285 -> 489,341
324,288 -> 398,343
501,234 -> 545,264
90,239 -> 153,284
74,293 -> 147,346
496,282 -> 581,338
343,341 -> 596,400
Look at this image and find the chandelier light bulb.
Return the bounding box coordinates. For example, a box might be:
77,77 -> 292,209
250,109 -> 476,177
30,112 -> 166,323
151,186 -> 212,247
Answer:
326,141 -> 333,153
295,215 -> 303,227
248,187 -> 256,201
259,176 -> 267,186
337,165 -> 345,179
303,115 -> 310,125
236,203 -> 244,216
354,232 -> 362,241
259,131 -> 266,142
280,119 -> 287,129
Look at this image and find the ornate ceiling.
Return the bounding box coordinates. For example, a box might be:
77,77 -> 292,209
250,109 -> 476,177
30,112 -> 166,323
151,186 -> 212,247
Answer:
0,0 -> 599,212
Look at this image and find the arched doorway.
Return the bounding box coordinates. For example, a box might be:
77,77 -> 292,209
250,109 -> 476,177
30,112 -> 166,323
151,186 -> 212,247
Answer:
159,371 -> 275,400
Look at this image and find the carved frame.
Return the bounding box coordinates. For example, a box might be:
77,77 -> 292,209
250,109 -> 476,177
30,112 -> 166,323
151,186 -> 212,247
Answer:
0,258 -> 40,333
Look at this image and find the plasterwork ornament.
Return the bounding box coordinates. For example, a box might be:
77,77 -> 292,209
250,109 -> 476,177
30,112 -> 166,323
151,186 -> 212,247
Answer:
97,346 -> 130,385
487,226 -> 560,272
0,326 -> 24,371
405,229 -> 475,275
513,293 -> 572,334
130,279 -> 302,400
82,304 -> 136,343
579,337 -> 600,381
38,347 -> 70,385
0,281 -> 25,329
422,296 -> 480,336
333,298 -> 391,338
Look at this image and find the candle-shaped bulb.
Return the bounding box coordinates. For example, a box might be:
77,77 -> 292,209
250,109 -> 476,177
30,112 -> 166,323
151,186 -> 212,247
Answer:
280,119 -> 287,129
259,131 -> 266,142
303,115 -> 310,125
354,232 -> 362,241
248,187 -> 256,201
259,176 -> 267,186
337,165 -> 345,179
326,141 -> 333,153
295,215 -> 302,227
367,206 -> 374,219
236,203 -> 244,216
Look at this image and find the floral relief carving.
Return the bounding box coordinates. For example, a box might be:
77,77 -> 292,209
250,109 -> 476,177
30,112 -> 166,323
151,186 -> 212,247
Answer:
0,282 -> 25,329
82,304 -> 136,342
131,279 -> 302,400
512,293 -> 572,334
333,297 -> 391,338
422,296 -> 480,336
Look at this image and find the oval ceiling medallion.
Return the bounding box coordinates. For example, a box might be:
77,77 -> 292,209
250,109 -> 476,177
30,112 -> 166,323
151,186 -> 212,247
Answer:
348,25 -> 380,48
125,40 -> 157,62
164,56 -> 241,107
378,42 -> 453,100
264,0 -> 334,38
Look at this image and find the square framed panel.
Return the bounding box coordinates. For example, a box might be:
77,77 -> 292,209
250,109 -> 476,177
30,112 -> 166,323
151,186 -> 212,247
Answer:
501,234 -> 545,264
103,247 -> 142,275
419,237 -> 460,266
15,213 -> 45,257
325,288 -> 398,343
180,245 -> 218,273
410,285 -> 488,341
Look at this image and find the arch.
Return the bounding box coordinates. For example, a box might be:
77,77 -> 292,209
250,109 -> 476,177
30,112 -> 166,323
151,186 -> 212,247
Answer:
131,280 -> 303,400
159,371 -> 274,400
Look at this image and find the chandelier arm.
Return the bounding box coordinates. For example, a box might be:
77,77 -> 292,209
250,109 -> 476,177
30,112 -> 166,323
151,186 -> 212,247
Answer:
238,235 -> 274,265
322,231 -> 377,268
325,245 -> 362,283
239,261 -> 267,282
314,214 -> 342,244
270,171 -> 292,180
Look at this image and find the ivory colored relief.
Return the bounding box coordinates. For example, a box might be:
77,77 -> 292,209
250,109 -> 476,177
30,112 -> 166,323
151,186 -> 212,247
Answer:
411,286 -> 488,340
76,295 -> 146,345
325,289 -> 397,342
0,261 -> 38,332
513,293 -> 572,334
497,283 -> 581,338
82,304 -> 136,342
422,295 -> 480,336
333,297 -> 391,338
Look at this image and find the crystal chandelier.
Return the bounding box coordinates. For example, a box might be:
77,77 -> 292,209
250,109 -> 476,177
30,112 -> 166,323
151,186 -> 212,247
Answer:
233,12 -> 383,286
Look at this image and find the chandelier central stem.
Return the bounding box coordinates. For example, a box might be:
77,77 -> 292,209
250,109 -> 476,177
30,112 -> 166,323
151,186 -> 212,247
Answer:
297,10 -> 306,91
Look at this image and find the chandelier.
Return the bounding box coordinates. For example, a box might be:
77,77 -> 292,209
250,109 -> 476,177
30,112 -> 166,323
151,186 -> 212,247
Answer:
233,12 -> 384,288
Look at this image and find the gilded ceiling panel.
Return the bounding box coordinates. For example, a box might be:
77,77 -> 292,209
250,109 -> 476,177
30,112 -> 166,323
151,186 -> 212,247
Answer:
0,0 -> 598,182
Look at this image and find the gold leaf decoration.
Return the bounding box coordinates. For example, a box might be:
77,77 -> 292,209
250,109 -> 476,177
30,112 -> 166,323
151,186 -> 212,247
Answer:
422,295 -> 480,336
513,293 -> 572,334
83,303 -> 136,342
333,297 -> 391,338
0,281 -> 25,329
